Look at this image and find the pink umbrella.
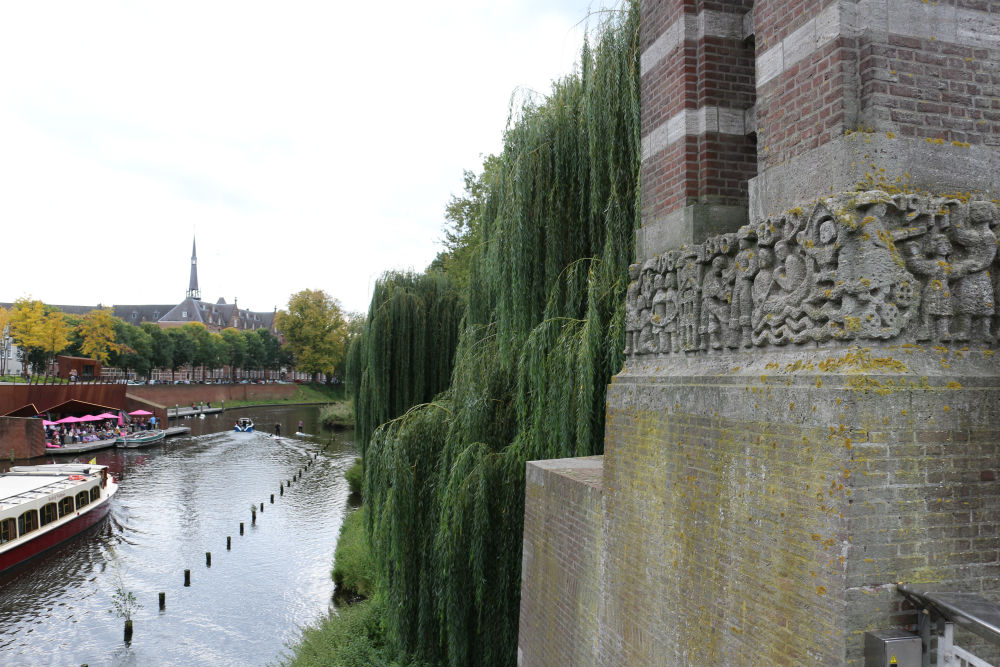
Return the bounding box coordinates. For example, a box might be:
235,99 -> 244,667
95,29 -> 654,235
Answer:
42,420 -> 56,426
128,409 -> 153,416
77,415 -> 102,422
95,412 -> 118,419
55,416 -> 80,424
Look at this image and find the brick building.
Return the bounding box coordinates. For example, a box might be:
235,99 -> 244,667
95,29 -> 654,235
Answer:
519,2 -> 1000,666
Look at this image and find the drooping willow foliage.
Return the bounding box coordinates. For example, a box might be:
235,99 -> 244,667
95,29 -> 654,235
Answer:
346,270 -> 464,454
363,4 -> 640,665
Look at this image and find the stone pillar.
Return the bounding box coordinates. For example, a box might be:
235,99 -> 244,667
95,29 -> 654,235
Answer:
519,2 -> 1000,667
637,0 -> 757,261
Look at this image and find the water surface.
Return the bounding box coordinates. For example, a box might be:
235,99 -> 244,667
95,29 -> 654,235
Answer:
0,406 -> 354,667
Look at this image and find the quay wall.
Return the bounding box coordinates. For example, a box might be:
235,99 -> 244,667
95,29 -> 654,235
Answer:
126,383 -> 297,408
0,418 -> 45,459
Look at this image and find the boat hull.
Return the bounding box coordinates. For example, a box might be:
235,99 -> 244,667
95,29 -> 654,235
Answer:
115,431 -> 166,448
0,496 -> 112,573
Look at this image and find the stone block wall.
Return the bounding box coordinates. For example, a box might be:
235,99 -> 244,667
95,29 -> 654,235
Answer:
518,457 -> 604,667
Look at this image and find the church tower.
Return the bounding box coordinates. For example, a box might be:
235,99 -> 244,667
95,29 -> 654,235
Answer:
187,236 -> 201,300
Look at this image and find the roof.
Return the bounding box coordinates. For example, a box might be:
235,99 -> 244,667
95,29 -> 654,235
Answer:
112,304 -> 175,325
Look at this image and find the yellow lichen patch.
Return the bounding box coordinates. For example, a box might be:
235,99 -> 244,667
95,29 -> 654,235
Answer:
818,349 -> 908,374
946,381 -> 962,390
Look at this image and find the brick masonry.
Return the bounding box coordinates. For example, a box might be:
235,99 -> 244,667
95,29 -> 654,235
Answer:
518,457 -> 604,667
518,1 -> 1000,665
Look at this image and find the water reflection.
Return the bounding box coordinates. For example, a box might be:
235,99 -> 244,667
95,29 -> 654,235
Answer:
0,406 -> 355,667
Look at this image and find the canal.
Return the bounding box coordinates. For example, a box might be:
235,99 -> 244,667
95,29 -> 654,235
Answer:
0,405 -> 356,667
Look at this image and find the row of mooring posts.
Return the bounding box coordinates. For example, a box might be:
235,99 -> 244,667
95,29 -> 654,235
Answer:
126,445 -> 327,644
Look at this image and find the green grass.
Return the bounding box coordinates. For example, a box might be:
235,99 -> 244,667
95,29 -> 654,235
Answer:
223,383 -> 347,408
320,400 -> 354,429
282,595 -> 392,667
332,506 -> 374,598
344,458 -> 363,496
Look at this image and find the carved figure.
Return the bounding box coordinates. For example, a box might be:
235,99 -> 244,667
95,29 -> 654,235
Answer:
729,235 -> 758,348
699,255 -> 733,350
904,234 -> 954,342
621,193 -> 998,358
950,201 -> 998,342
652,271 -> 679,353
624,263 -> 641,354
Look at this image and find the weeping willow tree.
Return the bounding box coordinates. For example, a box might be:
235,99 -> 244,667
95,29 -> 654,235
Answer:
346,270 -> 464,454
363,4 -> 640,665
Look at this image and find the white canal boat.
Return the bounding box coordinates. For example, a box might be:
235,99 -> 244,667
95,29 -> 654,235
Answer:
0,463 -> 117,573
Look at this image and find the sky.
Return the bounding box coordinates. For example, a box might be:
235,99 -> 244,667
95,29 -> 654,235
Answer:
0,0 -> 606,316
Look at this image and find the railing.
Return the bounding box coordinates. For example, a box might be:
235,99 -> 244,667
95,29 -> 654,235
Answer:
899,585 -> 1000,667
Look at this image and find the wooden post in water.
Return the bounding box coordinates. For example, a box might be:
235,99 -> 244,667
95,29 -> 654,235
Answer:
251,508 -> 256,525
240,522 -> 244,535
159,592 -> 165,610
124,619 -> 133,642
227,536 -> 231,550
270,494 -> 274,503
184,569 -> 191,586
260,502 -> 264,512
280,485 -> 284,496
206,552 -> 211,567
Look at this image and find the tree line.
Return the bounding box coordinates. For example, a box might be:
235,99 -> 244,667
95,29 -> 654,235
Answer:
0,289 -> 357,382
342,3 -> 640,665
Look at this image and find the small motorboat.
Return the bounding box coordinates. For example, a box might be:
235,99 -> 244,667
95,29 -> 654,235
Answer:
115,430 -> 166,448
234,417 -> 254,433
0,463 -> 118,573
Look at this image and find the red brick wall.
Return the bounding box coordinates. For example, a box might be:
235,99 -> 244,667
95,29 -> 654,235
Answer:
640,0 -> 755,224
754,1 -> 1000,171
0,418 -> 45,460
128,384 -> 297,407
862,35 -> 997,144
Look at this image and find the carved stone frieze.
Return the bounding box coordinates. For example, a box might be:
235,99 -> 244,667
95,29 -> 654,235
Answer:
625,191 -> 1000,356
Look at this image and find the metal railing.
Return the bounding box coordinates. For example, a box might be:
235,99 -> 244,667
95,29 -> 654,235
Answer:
899,584 -> 1000,667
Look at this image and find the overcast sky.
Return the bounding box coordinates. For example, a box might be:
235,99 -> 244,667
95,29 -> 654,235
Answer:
0,0 -> 604,315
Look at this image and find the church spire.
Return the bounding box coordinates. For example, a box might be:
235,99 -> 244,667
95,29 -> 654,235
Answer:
187,236 -> 201,300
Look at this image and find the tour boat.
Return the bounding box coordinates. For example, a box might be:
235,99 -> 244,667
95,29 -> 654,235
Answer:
0,463 -> 117,573
115,430 -> 166,448
234,417 -> 254,432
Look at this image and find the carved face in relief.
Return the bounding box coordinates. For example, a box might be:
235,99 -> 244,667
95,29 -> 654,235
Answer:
819,219 -> 837,245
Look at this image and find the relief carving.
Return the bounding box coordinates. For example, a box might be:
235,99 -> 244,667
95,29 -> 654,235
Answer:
624,193 -> 1000,356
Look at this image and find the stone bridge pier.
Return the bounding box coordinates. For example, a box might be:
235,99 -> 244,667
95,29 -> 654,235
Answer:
518,1 -> 1000,665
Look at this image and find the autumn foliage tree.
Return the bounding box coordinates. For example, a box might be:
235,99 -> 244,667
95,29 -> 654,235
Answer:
276,289 -> 347,382
8,298 -> 72,374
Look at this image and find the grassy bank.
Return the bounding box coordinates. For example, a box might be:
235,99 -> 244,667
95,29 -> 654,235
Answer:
223,383 -> 348,408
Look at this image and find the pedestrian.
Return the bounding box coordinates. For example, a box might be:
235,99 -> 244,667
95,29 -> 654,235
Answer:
274,423 -> 281,436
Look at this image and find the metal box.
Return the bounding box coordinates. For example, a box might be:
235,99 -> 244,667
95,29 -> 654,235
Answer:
864,629 -> 922,667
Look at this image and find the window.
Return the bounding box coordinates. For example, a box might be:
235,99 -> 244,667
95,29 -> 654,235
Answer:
0,518 -> 15,543
75,491 -> 90,509
182,311 -> 188,318
90,487 -> 100,502
18,510 -> 38,536
58,497 -> 74,517
40,503 -> 57,526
